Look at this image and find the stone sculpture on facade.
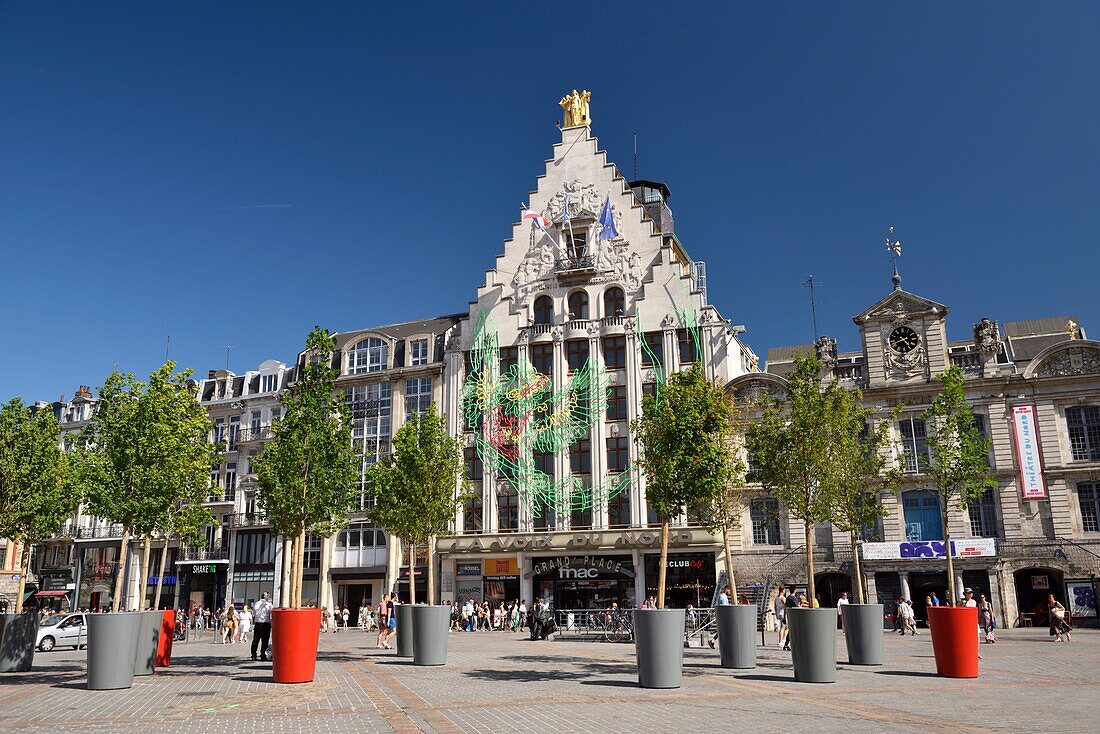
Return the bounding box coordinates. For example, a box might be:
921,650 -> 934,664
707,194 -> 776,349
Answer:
814,335 -> 838,370
973,318 -> 1000,353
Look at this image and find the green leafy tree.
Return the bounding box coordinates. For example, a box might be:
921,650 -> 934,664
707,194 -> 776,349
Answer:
253,327 -> 359,609
830,393 -> 903,605
921,366 -> 997,604
152,502 -> 212,609
692,397 -> 749,602
368,409 -> 466,605
73,362 -> 219,612
0,399 -> 77,614
746,354 -> 844,605
632,367 -> 740,609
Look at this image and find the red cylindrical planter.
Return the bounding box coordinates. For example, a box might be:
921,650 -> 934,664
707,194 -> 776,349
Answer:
271,608 -> 322,684
156,610 -> 176,667
927,606 -> 979,678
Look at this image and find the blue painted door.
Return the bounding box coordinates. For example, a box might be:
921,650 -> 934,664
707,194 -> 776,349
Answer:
902,490 -> 943,541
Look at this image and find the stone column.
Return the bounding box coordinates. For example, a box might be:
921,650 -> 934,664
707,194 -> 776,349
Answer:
899,571 -> 911,601
588,326 -> 606,529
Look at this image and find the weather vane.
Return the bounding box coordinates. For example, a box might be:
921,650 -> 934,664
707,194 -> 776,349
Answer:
886,226 -> 903,290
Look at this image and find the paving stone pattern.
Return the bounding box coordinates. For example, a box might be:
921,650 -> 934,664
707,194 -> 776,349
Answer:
1,624 -> 1096,733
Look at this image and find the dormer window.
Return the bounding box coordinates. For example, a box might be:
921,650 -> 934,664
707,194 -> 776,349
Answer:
410,338 -> 429,366
261,374 -> 279,392
349,338 -> 388,374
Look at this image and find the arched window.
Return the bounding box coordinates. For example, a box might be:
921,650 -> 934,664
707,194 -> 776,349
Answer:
533,295 -> 554,326
568,291 -> 589,320
348,337 -> 388,374
603,287 -> 625,317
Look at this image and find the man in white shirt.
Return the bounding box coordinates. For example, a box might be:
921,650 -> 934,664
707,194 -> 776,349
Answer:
837,592 -> 850,631
251,592 -> 273,662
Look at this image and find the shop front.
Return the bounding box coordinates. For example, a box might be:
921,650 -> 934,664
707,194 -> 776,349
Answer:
454,561 -> 483,604
482,558 -> 520,607
178,561 -> 228,612
643,552 -> 717,609
529,555 -> 636,610
331,567 -> 386,626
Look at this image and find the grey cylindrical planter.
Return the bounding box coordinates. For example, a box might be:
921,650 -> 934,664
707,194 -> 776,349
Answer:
395,604 -> 414,657
0,614 -> 39,673
716,604 -> 757,669
410,605 -> 450,666
88,612 -> 142,690
133,611 -> 164,676
787,607 -> 837,683
633,608 -> 685,689
843,604 -> 884,666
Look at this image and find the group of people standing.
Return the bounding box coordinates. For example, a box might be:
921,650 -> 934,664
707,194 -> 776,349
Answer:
449,599 -> 527,632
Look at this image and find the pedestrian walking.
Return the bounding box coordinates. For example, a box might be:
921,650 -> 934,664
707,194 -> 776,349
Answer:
251,592 -> 273,662
1048,594 -> 1073,642
774,585 -> 789,649
978,594 -> 996,643
837,591 -> 849,631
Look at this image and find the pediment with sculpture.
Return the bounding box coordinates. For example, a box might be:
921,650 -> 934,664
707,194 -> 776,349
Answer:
1027,340 -> 1100,378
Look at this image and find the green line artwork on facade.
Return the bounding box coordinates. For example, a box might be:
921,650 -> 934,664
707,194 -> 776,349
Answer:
460,314 -> 633,517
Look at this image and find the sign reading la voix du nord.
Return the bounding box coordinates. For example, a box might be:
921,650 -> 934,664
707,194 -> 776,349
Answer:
862,538 -> 997,561
1012,403 -> 1048,499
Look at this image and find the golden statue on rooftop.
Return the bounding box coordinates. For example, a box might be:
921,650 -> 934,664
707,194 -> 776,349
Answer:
560,89 -> 591,127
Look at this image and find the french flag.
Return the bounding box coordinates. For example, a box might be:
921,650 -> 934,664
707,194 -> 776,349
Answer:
523,211 -> 550,230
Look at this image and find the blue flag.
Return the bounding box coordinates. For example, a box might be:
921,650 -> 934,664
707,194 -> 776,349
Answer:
598,195 -> 619,241
561,195 -> 571,226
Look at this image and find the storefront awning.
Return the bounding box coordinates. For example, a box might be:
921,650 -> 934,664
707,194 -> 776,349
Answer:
34,591 -> 71,598
175,558 -> 230,565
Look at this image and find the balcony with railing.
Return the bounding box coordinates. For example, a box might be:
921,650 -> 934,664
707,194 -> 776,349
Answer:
73,524 -> 126,540
229,511 -> 270,528
555,254 -> 596,274
950,351 -> 983,375
179,544 -> 231,562
237,425 -> 274,444
835,362 -> 865,383
204,490 -> 236,505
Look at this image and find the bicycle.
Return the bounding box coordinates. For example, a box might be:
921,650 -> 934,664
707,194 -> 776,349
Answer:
602,614 -> 633,643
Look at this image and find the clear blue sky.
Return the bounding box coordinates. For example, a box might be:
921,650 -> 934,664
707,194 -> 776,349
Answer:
3,2 -> 1097,403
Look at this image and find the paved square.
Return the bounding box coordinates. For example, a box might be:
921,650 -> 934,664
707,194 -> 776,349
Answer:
1,625 -> 1096,733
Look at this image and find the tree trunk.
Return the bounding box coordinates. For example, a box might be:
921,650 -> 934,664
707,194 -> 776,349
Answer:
805,520 -> 816,606
14,541 -> 31,614
295,528 -> 307,608
722,529 -> 738,602
426,534 -> 436,606
850,531 -> 865,605
154,531 -> 172,609
942,499 -> 956,604
139,535 -> 152,610
284,535 -> 297,608
112,524 -> 131,612
407,542 -> 416,605
656,519 -> 669,609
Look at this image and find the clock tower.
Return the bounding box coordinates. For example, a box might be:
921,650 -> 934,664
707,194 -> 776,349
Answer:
853,287 -> 950,387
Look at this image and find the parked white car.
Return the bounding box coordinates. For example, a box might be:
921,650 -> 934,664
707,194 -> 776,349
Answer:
36,613 -> 87,651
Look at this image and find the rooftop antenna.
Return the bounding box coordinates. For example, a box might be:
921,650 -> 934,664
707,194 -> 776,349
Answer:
886,226 -> 903,290
224,345 -> 236,372
633,131 -> 638,180
803,275 -> 820,341
164,334 -> 171,364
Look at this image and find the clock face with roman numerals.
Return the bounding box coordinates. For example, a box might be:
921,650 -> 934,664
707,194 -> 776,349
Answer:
889,326 -> 920,354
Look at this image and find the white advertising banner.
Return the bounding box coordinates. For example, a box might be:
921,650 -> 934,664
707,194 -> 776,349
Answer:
1012,404 -> 1048,499
861,538 -> 997,561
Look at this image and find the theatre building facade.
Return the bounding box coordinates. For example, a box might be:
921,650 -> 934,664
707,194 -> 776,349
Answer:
732,278 -> 1100,627
435,98 -> 757,610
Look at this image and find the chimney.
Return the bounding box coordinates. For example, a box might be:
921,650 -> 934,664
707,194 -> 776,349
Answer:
208,370 -> 217,379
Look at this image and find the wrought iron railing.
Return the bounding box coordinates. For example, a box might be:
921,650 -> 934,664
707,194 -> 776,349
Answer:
237,426 -> 273,443
179,544 -> 230,561
229,512 -> 270,528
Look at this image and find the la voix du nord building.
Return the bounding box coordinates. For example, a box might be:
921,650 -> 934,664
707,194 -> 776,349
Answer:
5,93 -> 1098,628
